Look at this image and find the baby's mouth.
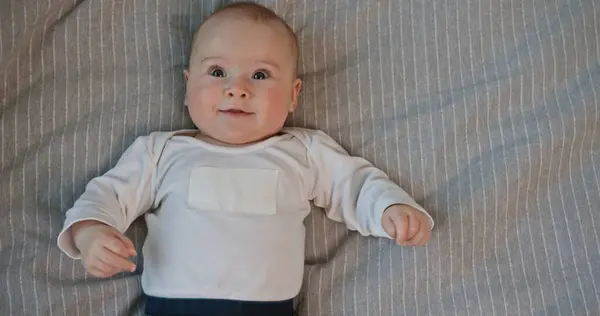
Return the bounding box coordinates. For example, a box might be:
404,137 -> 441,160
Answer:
218,108 -> 254,116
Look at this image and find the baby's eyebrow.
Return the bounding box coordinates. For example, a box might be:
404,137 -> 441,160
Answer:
198,56 -> 280,71
257,61 -> 280,71
199,56 -> 223,64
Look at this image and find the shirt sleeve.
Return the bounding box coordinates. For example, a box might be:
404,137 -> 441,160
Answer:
307,131 -> 434,239
57,136 -> 156,259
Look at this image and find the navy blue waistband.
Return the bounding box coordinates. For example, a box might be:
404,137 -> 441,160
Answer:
144,295 -> 294,316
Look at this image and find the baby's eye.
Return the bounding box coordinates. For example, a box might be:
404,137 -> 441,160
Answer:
252,71 -> 269,80
209,67 -> 226,77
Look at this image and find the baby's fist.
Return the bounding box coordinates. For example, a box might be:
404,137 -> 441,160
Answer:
71,220 -> 137,278
382,204 -> 431,246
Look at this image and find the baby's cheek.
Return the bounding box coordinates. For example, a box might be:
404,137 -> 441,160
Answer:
187,91 -> 215,119
264,86 -> 289,106
190,86 -> 219,107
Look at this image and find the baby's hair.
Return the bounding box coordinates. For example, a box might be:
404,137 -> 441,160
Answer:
189,1 -> 300,77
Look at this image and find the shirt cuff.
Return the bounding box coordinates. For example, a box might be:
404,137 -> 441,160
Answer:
56,209 -> 121,259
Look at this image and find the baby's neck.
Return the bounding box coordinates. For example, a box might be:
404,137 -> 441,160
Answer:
193,132 -> 282,148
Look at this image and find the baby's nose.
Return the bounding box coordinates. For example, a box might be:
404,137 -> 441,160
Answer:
227,89 -> 247,98
225,80 -> 250,98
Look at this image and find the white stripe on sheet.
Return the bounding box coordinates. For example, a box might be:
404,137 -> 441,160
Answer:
39,2 -> 52,315
580,0 -> 600,308
6,0 -> 17,314
531,0 -> 561,311
543,0 -> 575,314
508,1 -> 533,313
568,0 -> 599,311
520,0 -> 546,312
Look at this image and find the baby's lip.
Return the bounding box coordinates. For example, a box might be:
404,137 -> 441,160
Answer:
218,108 -> 254,115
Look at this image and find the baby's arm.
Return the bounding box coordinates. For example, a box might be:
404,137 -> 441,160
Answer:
307,131 -> 433,241
57,136 -> 156,261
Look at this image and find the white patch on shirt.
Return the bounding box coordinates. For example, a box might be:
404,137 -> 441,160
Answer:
187,167 -> 279,215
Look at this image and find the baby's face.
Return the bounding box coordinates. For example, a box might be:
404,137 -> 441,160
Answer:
185,16 -> 301,145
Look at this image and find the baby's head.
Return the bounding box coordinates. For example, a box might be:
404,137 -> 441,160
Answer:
185,2 -> 302,145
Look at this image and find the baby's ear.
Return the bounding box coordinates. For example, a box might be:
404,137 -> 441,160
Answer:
183,70 -> 189,106
289,78 -> 302,112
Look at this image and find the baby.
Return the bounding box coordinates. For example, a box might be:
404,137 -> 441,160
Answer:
57,2 -> 434,316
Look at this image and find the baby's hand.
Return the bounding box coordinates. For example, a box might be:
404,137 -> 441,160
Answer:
381,204 -> 431,246
71,220 -> 137,278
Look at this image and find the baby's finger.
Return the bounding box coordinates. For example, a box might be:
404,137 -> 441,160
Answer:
102,235 -> 132,258
406,212 -> 421,240
114,233 -> 137,256
381,213 -> 397,239
92,259 -> 120,276
88,266 -> 110,278
97,248 -> 136,272
407,226 -> 431,246
394,213 -> 410,244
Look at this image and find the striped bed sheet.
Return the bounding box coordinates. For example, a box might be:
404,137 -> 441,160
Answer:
0,0 -> 599,315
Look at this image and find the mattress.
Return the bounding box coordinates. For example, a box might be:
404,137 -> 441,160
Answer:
0,0 -> 599,315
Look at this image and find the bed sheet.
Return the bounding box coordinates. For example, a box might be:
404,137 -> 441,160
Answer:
0,0 -> 599,315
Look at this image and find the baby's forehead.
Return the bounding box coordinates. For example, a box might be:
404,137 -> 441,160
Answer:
189,13 -> 297,65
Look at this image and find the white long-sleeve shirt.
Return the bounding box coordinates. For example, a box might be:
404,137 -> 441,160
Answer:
57,127 -> 433,302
